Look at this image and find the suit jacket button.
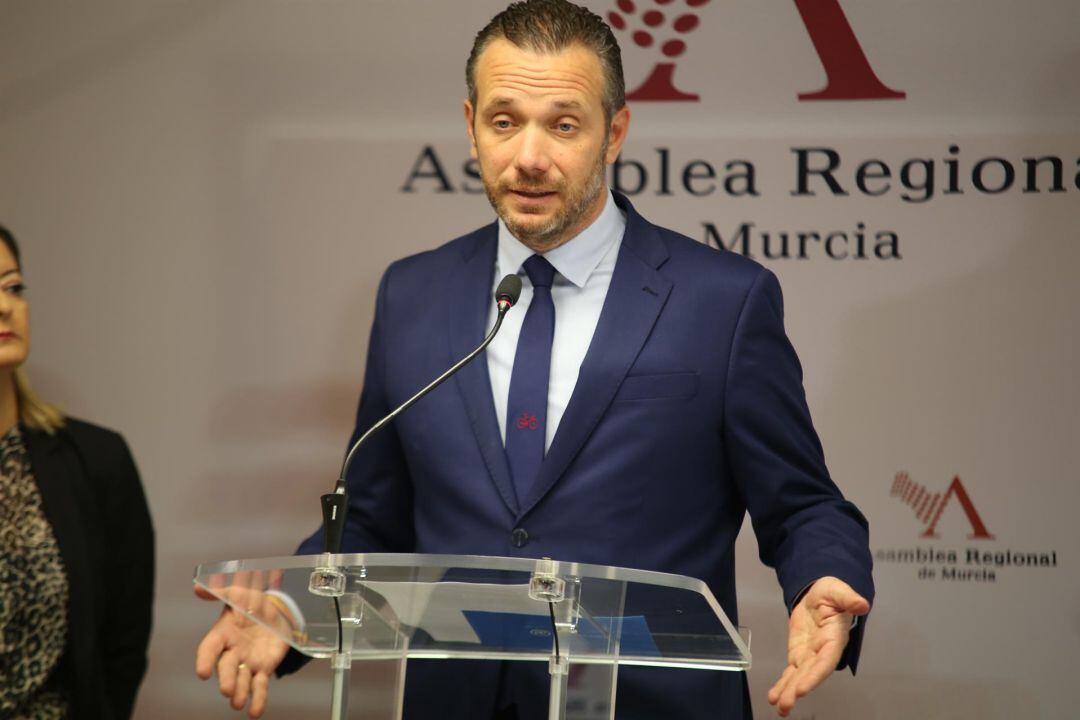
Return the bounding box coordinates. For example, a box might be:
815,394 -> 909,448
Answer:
510,528 -> 529,548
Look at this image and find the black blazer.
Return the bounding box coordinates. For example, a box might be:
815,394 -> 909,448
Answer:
24,419 -> 154,720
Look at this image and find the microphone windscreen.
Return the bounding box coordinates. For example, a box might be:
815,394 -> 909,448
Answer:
495,274 -> 522,307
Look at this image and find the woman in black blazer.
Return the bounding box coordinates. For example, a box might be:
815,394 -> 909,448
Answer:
0,225 -> 154,720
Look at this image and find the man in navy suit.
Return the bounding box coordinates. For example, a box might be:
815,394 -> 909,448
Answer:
197,1 -> 873,717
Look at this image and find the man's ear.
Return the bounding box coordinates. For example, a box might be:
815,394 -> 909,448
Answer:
464,99 -> 479,161
604,105 -> 631,165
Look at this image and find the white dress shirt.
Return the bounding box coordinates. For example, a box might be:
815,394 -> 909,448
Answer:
487,190 -> 626,451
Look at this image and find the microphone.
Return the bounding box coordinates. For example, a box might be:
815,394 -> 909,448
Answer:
495,273 -> 521,312
321,273 -> 522,553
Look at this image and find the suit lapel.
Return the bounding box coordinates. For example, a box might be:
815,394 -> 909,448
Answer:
448,224 -> 520,515
518,197 -> 673,518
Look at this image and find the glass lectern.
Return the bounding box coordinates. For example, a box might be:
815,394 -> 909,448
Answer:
194,553 -> 750,719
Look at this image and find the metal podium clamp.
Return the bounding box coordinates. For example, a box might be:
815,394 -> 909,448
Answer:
309,567 -> 347,598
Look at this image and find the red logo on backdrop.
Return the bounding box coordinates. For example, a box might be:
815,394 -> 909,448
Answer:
516,412 -> 540,431
605,0 -> 906,102
891,472 -> 994,540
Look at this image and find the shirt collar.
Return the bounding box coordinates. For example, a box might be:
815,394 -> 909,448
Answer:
497,189 -> 625,289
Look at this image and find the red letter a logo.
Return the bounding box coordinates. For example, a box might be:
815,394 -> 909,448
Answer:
921,476 -> 995,540
792,0 -> 906,101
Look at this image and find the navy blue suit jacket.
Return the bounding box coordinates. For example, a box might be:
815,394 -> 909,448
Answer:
295,193 -> 873,718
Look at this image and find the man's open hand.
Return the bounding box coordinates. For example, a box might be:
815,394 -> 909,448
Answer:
194,583 -> 291,719
767,576 -> 870,717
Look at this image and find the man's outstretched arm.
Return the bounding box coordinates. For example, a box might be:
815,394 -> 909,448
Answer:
723,268 -> 875,715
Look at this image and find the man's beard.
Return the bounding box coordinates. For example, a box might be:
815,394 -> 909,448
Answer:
482,145 -> 607,250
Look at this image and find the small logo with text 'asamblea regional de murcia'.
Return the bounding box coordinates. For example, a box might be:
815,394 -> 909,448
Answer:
891,472 -> 994,540
603,0 -> 906,103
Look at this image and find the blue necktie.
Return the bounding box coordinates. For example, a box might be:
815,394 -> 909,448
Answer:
505,254 -> 557,503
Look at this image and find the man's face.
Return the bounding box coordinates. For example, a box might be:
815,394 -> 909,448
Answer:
465,39 -> 629,252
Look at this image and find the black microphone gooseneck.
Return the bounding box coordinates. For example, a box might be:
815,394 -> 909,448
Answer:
320,273 -> 523,554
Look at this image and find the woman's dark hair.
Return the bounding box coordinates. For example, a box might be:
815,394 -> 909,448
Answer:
0,224 -> 20,267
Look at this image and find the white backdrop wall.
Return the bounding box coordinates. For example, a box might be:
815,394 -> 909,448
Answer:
1,1 -> 1077,718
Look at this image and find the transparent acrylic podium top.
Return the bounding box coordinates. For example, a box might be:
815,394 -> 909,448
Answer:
194,553 -> 750,671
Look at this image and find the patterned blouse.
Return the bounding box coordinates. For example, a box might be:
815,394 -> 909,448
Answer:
0,426 -> 69,719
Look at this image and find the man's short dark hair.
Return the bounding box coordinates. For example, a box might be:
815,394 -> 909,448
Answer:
466,0 -> 626,123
